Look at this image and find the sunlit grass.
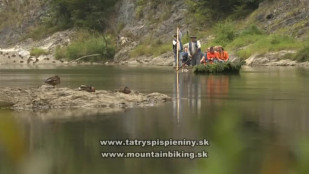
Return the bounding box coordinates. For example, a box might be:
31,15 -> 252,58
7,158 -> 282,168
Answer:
235,35 -> 303,59
30,48 -> 49,57
129,35 -> 171,58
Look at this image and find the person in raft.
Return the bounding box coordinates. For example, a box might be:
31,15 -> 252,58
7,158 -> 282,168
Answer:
200,47 -> 210,64
172,31 -> 183,67
217,46 -> 229,62
188,36 -> 202,66
207,46 -> 218,63
182,47 -> 191,66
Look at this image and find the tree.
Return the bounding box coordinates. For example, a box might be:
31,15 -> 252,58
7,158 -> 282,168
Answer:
186,0 -> 264,25
50,0 -> 119,31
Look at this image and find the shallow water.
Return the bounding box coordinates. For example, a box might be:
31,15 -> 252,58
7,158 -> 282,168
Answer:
0,65 -> 309,174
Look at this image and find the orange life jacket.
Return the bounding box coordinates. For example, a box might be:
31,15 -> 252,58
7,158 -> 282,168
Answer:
217,51 -> 229,61
207,52 -> 217,60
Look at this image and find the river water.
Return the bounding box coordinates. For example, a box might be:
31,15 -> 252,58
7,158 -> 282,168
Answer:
0,65 -> 309,174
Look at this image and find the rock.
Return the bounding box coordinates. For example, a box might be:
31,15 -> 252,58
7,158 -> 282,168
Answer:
78,85 -> 96,92
18,49 -> 30,58
127,60 -> 141,65
265,60 -> 297,66
266,14 -> 274,20
0,87 -> 171,114
245,50 -> 297,66
297,62 -> 309,66
114,0 -> 187,62
0,101 -> 14,108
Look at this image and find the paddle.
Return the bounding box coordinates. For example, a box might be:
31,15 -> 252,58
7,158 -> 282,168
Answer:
177,58 -> 191,71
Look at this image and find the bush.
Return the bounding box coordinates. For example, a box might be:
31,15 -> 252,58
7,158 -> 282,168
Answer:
129,36 -> 171,58
186,0 -> 263,26
241,25 -> 264,35
55,46 -> 66,59
210,20 -> 237,47
135,6 -> 144,19
293,45 -> 309,62
55,31 -> 115,61
193,62 -> 242,74
129,43 -> 170,58
49,0 -> 119,31
30,48 -> 49,57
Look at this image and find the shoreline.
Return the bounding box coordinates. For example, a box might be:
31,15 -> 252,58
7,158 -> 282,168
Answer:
1,49 -> 308,67
1,59 -> 309,67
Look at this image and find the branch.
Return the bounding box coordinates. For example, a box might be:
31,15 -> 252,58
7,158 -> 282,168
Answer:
70,54 -> 101,62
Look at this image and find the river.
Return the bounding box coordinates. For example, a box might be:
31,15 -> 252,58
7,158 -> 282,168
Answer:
0,65 -> 309,174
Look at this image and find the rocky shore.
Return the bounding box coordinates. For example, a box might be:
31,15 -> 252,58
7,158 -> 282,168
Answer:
0,30 -> 73,65
1,47 -> 309,67
117,51 -> 309,67
0,85 -> 171,118
0,29 -> 307,67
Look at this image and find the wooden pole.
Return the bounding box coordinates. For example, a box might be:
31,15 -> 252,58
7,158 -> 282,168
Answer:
176,27 -> 179,70
176,71 -> 180,123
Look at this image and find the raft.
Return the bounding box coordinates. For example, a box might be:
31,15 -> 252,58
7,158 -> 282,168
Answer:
193,62 -> 243,74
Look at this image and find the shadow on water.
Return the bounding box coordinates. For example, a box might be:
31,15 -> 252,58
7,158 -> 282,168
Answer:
1,65 -> 309,174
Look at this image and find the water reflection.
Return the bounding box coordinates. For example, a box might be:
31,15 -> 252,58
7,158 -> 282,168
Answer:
173,73 -> 231,123
1,65 -> 309,174
173,72 -> 202,123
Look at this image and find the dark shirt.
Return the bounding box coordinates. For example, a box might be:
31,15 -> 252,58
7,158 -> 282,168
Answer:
182,52 -> 190,65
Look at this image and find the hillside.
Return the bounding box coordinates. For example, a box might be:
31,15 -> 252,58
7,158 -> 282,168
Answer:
0,0 -> 308,65
251,0 -> 309,38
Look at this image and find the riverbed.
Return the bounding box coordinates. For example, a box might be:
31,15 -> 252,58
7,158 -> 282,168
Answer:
0,65 -> 309,174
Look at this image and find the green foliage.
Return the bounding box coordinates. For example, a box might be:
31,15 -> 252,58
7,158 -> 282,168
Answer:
293,44 -> 309,62
224,25 -> 264,50
212,25 -> 304,60
135,0 -> 146,19
209,23 -> 264,48
23,25 -> 67,41
198,110 -> 245,174
210,20 -> 237,47
30,48 -> 49,57
186,0 -> 263,25
241,25 -> 264,35
181,34 -> 191,45
295,139 -> 309,174
137,0 -> 146,6
281,53 -> 295,60
0,0 -> 41,31
135,6 -> 144,19
234,34 -> 302,59
129,43 -> 170,58
49,0 -> 119,31
193,62 -> 242,74
129,36 -> 171,57
55,30 -> 115,61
